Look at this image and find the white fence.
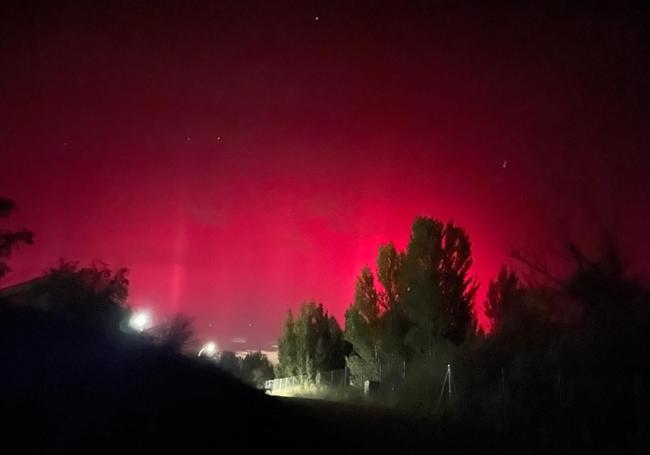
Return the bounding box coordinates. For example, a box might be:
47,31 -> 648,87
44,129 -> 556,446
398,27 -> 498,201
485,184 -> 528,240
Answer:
265,363 -> 455,403
264,368 -> 349,395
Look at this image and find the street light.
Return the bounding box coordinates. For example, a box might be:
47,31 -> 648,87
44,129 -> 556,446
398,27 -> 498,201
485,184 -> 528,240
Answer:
128,310 -> 152,332
198,341 -> 218,358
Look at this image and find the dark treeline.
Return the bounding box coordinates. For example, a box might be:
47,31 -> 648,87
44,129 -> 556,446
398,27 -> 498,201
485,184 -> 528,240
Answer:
218,349 -> 275,388
0,197 -> 462,453
277,216 -> 650,453
2,197 -> 649,452
0,260 -> 289,450
0,197 -> 321,452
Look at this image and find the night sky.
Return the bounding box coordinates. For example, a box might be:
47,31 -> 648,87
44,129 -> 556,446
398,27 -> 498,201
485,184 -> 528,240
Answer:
1,1 -> 649,352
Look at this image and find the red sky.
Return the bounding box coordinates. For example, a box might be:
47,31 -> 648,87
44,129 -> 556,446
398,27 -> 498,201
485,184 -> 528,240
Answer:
1,1 -> 649,352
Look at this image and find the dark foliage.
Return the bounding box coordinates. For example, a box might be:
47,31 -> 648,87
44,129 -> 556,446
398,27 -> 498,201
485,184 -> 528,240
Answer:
0,262 -> 339,452
301,216 -> 649,453
0,197 -> 34,279
151,314 -> 196,352
458,243 -> 650,453
277,301 -> 348,378
218,350 -> 242,378
240,351 -> 275,388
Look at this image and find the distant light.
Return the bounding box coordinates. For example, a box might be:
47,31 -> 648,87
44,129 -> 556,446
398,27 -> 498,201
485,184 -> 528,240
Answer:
314,16 -> 319,21
198,341 -> 218,358
128,310 -> 152,332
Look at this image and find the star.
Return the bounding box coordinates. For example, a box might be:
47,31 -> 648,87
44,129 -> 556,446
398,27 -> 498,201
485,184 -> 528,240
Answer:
502,160 -> 508,169
314,16 -> 319,22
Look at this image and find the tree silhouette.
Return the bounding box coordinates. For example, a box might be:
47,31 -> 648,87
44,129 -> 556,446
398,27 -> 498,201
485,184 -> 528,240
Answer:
484,266 -> 520,329
277,309 -> 298,377
240,351 -> 275,388
341,217 -> 479,387
46,260 -> 130,330
0,197 -> 34,279
345,266 -> 382,383
377,242 -> 402,311
277,301 -> 346,379
400,217 -> 478,352
219,351 -> 242,378
153,314 -> 196,352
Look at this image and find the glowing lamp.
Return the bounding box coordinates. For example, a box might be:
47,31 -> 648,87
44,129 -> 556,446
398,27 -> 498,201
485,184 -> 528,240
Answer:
128,310 -> 152,332
198,341 -> 218,357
